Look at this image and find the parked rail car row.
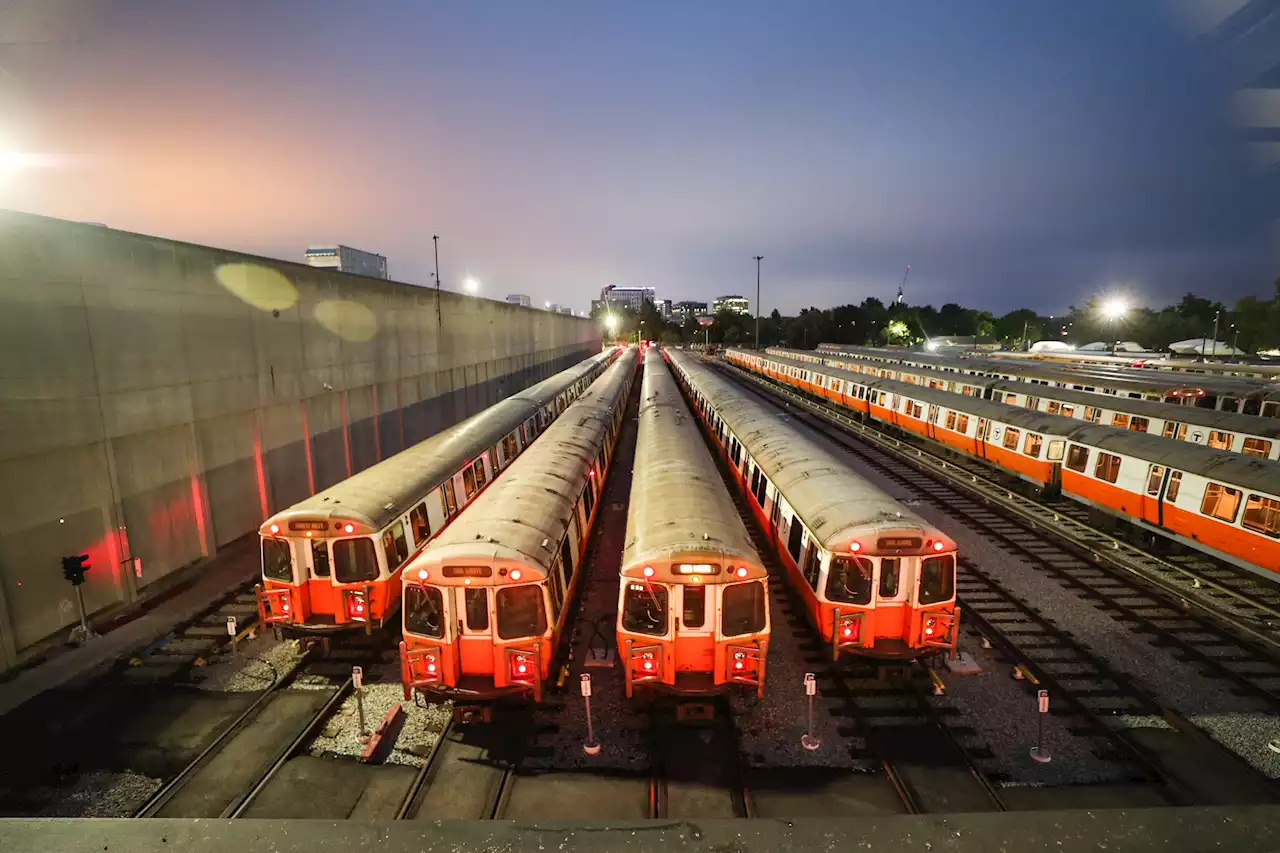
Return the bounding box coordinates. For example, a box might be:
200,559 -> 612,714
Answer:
667,348 -> 960,660
617,347 -> 770,698
768,347 -> 1280,461
256,347 -> 623,634
986,348 -> 1280,382
805,344 -> 1280,419
399,347 -> 640,702
729,349 -> 1280,580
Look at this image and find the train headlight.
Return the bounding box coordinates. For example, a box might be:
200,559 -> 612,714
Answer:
735,567 -> 748,578
269,524 -> 280,534
924,617 -> 938,637
932,541 -> 945,552
345,591 -> 368,621
838,615 -> 862,643
510,652 -> 534,682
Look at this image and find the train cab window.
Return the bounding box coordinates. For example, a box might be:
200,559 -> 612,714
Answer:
825,556 -> 873,605
262,538 -> 293,582
1093,453 -> 1121,484
1002,428 -> 1021,451
443,480 -> 459,517
1162,422 -> 1188,441
333,538 -> 379,583
1023,433 -> 1043,458
1111,413 -> 1130,429
919,555 -> 955,605
410,502 -> 431,545
879,558 -> 901,598
311,539 -> 331,578
1146,465 -> 1165,496
682,585 -> 706,628
403,585 -> 445,638
1167,471 -> 1183,501
463,465 -> 478,499
1060,405 -> 1075,418
1243,438 -> 1272,458
1243,495 -> 1280,537
1065,445 -> 1089,473
1208,431 -> 1232,451
473,458 -> 488,489
1129,417 -> 1149,433
722,581 -> 767,637
622,582 -> 668,636
465,588 -> 490,631
1200,483 -> 1242,523
496,586 -> 547,639
382,521 -> 411,571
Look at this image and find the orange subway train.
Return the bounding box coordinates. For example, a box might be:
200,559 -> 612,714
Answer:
728,349 -> 1280,580
255,347 -> 620,635
667,348 -> 960,661
617,348 -> 770,698
399,347 -> 639,706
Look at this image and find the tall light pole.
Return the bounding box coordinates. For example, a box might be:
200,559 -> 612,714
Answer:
1210,310 -> 1221,361
432,235 -> 442,325
753,255 -> 763,350
1101,297 -> 1127,356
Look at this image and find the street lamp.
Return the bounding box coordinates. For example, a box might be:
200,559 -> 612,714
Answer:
1101,297 -> 1127,355
604,314 -> 619,335
753,255 -> 763,350
463,277 -> 480,295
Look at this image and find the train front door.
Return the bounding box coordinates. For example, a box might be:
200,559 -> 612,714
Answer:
873,558 -> 908,640
455,587 -> 494,676
674,584 -> 714,680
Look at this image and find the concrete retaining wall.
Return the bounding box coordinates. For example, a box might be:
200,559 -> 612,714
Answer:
0,211 -> 597,668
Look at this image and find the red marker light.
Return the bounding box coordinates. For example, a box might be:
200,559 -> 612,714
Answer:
843,627 -> 852,637
643,661 -> 653,671
344,524 -> 354,534
933,541 -> 945,552
427,663 -> 437,674
281,601 -> 290,612
643,566 -> 654,578
510,569 -> 522,581
734,661 -> 744,670
517,664 -> 527,675
269,524 -> 280,534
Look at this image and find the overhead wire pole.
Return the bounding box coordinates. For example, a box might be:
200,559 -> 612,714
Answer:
432,235 -> 442,326
753,255 -> 763,350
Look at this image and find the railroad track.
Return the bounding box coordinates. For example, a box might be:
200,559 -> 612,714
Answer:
718,359 -> 1280,805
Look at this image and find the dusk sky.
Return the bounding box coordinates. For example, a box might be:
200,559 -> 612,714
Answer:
0,0 -> 1273,315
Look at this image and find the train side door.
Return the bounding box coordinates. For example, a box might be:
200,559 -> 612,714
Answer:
926,404 -> 939,441
976,418 -> 988,459
455,587 -> 495,676
873,558 -> 908,639
674,584 -> 714,679
1142,464 -> 1167,527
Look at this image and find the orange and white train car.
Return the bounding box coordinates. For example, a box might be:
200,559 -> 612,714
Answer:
667,349 -> 959,660
256,348 -> 619,635
617,348 -> 770,698
399,347 -> 639,705
729,348 -> 1280,579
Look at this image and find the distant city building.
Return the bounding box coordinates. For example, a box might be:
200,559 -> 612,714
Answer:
506,294 -> 532,307
653,298 -> 672,318
713,295 -> 750,316
545,302 -> 560,313
305,245 -> 388,279
598,284 -> 656,313
673,300 -> 709,322
557,306 -> 574,315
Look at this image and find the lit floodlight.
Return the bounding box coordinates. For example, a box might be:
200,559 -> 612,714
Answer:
463,277 -> 480,294
604,314 -> 619,332
924,339 -> 938,352
1101,297 -> 1127,320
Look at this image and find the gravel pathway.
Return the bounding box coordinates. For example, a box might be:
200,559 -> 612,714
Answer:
188,633 -> 306,692
309,681 -> 451,767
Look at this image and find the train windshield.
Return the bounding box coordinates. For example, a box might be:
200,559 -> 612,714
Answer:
825,556 -> 873,605
919,555 -> 955,605
333,537 -> 379,583
496,585 -> 548,639
721,581 -> 767,637
262,538 -> 292,582
622,582 -> 668,636
404,585 -> 445,638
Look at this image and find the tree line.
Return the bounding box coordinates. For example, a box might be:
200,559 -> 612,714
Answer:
590,279 -> 1280,353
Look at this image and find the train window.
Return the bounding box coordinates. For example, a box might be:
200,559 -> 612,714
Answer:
919,555 -> 955,605
755,472 -> 768,506
333,537 -> 379,583
722,581 -> 767,637
1023,434 -> 1043,458
583,483 -> 596,518
955,414 -> 970,433
787,520 -> 804,564
496,586 -> 548,640
1146,466 -> 1165,496
1046,401 -> 1061,415
311,539 -> 331,578
1065,445 -> 1089,473
1093,454 -> 1121,484
473,458 -> 488,489
825,556 -> 873,605
1060,405 -> 1075,418
560,538 -> 575,581
465,588 -> 490,631
1208,431 -> 1232,451
1002,428 -> 1020,451
801,543 -> 821,590
945,411 -> 957,430
909,402 -> 923,418
262,538 -> 293,582
879,558 -> 901,598
749,466 -> 759,495
463,465 -> 478,499
381,522 -> 410,571
519,423 -> 528,446
1243,495 -> 1280,537
1085,407 -> 1100,423
1129,417 -> 1149,434
1046,440 -> 1065,461
403,585 -> 445,638
410,502 -> 431,545
622,582 -> 668,636
503,433 -> 519,462
1162,422 -> 1187,441
682,585 -> 706,628
770,497 -> 782,533
1200,483 -> 1242,523
1167,471 -> 1183,501
443,480 -> 458,517
1111,413 -> 1130,429
1243,438 -> 1272,458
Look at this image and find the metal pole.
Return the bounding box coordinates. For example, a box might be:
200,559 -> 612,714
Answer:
432,236 -> 440,295
354,666 -> 369,743
801,672 -> 820,750
1232,325 -> 1240,361
753,255 -> 763,350
581,674 -> 600,755
1211,310 -> 1221,360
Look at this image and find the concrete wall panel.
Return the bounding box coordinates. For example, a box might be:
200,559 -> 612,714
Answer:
0,211 -> 597,668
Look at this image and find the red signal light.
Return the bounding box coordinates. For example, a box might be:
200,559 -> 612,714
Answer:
346,592 -> 367,620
